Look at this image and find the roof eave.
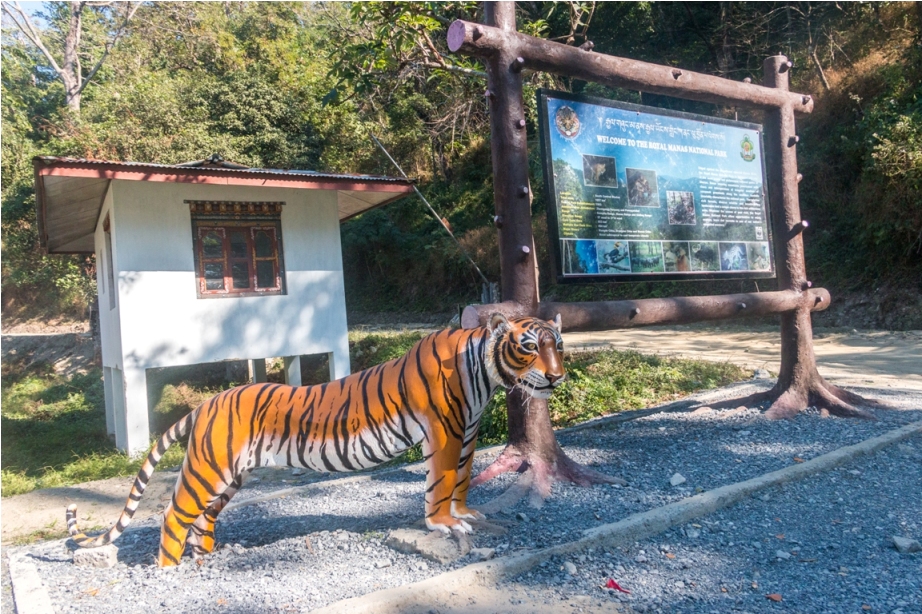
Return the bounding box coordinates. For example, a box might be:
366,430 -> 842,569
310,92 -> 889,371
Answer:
339,191 -> 411,224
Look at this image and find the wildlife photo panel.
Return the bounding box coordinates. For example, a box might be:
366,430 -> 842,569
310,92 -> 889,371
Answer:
626,168 -> 659,207
666,191 -> 697,225
582,154 -> 618,188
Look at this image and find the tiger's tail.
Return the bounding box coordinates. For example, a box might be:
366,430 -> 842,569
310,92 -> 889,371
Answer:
66,408 -> 198,548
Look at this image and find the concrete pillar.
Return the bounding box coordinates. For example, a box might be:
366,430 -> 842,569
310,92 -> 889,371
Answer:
283,356 -> 302,386
103,366 -> 116,436
111,367 -> 126,446
248,358 -> 267,383
121,367 -> 151,458
328,330 -> 352,381
328,351 -> 350,381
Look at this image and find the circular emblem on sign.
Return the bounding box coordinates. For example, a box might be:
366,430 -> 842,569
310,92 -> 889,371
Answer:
740,136 -> 757,162
555,105 -> 581,139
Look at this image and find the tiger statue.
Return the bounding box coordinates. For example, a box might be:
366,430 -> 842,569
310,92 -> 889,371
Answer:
66,314 -> 565,567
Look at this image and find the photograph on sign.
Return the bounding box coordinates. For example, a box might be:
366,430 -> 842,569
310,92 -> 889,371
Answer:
538,90 -> 775,283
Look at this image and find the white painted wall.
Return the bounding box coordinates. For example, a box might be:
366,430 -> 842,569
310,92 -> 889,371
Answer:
99,180 -> 352,455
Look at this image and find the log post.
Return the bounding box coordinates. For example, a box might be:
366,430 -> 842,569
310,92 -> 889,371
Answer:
465,2 -> 624,503
755,56 -> 874,418
482,2 -> 538,308
448,20 -> 814,113
461,288 -> 831,330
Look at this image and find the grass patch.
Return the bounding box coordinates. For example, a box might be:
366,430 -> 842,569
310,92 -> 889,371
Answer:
478,349 -> 747,446
1,330 -> 746,496
348,329 -> 432,372
0,365 -> 206,497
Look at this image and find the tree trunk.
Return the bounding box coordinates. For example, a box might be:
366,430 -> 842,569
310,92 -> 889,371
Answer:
718,1 -> 733,76
62,1 -> 86,112
808,45 -> 831,91
470,1 -> 623,511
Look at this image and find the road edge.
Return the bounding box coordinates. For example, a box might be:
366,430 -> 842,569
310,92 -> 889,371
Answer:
8,553 -> 55,614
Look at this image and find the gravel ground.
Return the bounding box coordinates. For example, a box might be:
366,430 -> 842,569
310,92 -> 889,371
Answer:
7,381 -> 921,614
510,433 -> 922,614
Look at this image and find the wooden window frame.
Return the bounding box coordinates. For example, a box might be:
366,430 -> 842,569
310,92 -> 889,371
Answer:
103,214 -> 117,310
188,201 -> 286,299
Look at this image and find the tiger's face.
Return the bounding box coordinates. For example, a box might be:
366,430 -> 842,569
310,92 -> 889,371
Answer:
488,314 -> 566,399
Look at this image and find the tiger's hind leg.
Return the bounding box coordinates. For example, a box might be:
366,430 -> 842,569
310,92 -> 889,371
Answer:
159,468 -> 230,567
188,473 -> 246,561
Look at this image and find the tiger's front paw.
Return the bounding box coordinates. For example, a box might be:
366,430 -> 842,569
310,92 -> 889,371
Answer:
426,515 -> 473,534
450,502 -> 486,521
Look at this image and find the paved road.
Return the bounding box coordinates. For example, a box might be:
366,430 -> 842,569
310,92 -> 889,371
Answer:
564,325 -> 922,391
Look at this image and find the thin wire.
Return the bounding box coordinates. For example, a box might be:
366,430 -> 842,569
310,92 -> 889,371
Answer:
369,133 -> 492,288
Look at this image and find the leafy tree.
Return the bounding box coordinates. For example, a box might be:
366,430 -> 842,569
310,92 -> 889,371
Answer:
2,1 -> 139,113
1,0 -> 919,327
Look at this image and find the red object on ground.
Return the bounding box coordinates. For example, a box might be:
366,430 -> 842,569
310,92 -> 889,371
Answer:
606,578 -> 631,593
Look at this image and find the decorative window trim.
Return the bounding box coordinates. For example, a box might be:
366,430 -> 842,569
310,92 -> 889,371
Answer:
188,201 -> 286,299
188,201 -> 284,219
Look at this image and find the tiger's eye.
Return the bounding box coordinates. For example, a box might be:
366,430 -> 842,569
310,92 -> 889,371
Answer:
524,342 -> 538,351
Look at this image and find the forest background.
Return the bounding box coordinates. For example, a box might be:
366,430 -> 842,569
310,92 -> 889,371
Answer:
2,1 -> 921,328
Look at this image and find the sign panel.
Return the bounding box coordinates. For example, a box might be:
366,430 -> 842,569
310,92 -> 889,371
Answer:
538,90 -> 775,282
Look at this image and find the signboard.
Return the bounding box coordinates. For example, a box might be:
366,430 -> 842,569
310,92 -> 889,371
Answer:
538,90 -> 775,282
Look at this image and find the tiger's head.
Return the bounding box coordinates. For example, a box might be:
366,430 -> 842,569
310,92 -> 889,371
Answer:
486,313 -> 565,399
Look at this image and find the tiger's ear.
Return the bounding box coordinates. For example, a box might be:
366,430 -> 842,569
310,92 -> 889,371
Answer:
550,313 -> 562,332
488,313 -> 510,333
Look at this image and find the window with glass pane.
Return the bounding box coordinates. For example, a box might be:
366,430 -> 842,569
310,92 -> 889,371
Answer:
190,203 -> 285,298
252,228 -> 278,289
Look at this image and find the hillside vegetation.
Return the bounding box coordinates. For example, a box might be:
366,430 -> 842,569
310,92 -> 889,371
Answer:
2,2 -> 920,325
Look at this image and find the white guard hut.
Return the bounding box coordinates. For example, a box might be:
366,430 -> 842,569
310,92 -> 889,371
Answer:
33,156 -> 414,456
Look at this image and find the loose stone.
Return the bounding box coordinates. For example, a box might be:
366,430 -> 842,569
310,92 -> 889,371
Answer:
470,547 -> 495,561
73,544 -> 118,568
891,536 -> 921,553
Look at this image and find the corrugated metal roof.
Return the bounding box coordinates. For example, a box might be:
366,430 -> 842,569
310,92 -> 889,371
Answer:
33,156 -> 415,254
33,156 -> 414,184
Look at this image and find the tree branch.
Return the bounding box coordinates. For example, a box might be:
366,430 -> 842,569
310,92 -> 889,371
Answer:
415,61 -> 487,78
2,2 -> 66,77
580,1 -> 597,41
76,1 -> 140,97
682,3 -> 720,66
